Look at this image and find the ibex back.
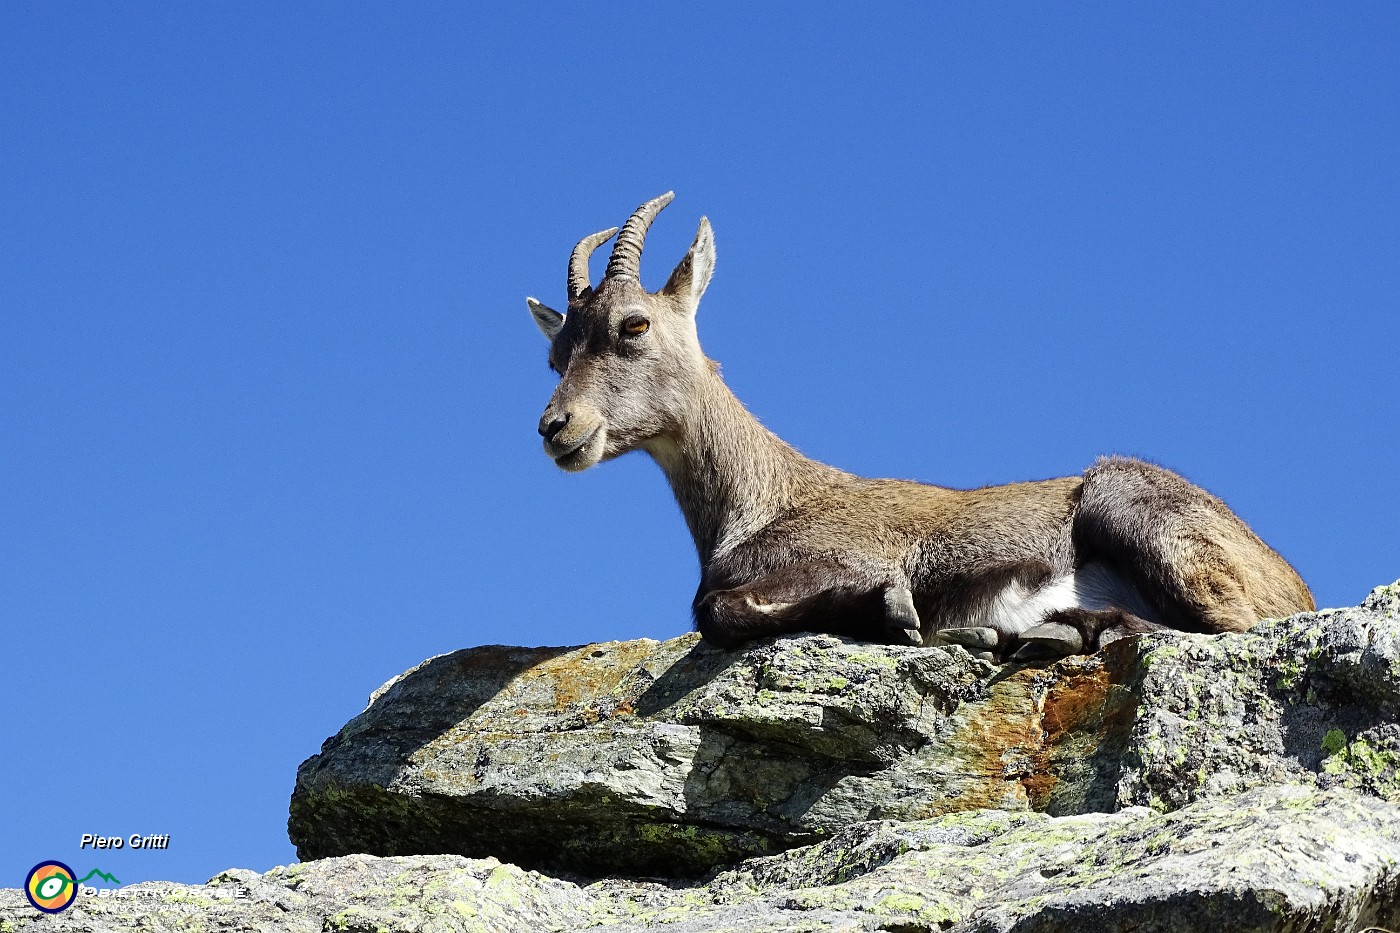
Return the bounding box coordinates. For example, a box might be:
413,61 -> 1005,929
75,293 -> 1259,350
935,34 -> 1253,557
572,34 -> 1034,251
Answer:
526,193 -> 1314,661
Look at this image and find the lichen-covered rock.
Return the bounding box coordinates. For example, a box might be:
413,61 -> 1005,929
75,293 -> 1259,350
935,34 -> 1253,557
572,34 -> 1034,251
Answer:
289,583 -> 1400,877
7,785 -> 1399,932
0,854 -> 593,933
695,783 -> 1400,933
1118,581 -> 1400,811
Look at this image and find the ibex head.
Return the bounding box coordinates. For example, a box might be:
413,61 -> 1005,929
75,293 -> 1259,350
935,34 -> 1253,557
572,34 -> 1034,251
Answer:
527,192 -> 716,472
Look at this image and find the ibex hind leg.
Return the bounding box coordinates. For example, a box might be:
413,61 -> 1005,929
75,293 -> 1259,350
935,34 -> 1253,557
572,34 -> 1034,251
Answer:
1075,456 -> 1294,634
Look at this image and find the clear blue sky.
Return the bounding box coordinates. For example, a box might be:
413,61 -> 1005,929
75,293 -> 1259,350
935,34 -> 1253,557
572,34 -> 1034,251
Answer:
3,3 -> 1396,889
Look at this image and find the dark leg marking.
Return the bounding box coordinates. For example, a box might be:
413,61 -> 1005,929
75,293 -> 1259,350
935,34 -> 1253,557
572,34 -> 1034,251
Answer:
694,563 -> 917,648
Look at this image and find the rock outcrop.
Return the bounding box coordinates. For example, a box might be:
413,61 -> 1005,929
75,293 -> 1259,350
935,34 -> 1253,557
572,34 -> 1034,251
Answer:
288,582 -> 1400,878
4,583 -> 1398,932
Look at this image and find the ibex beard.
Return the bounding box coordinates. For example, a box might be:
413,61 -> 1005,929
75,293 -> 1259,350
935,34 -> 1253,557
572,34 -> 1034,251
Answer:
526,192 -> 1314,662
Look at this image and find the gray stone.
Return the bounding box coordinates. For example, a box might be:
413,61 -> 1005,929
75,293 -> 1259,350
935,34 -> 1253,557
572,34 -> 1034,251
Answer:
289,633 -> 1012,875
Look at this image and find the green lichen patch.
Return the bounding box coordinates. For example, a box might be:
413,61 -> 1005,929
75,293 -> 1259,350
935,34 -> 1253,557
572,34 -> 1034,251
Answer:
1321,729 -> 1400,800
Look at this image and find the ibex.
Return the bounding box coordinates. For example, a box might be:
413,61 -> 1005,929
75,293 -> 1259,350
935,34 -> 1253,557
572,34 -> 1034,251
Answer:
526,193 -> 1314,661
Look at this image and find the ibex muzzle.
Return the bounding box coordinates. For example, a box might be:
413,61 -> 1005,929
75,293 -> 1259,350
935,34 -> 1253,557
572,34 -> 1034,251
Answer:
527,193 -> 1314,660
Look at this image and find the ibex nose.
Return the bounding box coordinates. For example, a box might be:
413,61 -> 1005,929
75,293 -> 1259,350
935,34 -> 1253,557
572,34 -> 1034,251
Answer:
538,411 -> 570,440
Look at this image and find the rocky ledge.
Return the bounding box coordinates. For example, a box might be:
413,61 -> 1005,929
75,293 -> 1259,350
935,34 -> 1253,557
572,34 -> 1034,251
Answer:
4,583 -> 1398,932
288,580 -> 1400,877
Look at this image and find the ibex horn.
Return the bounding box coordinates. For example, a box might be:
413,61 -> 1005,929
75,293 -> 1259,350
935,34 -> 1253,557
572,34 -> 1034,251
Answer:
605,191 -> 675,282
568,227 -> 619,303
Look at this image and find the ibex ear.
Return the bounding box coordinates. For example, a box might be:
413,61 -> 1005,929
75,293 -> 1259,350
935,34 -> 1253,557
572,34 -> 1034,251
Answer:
661,217 -> 715,307
526,297 -> 564,341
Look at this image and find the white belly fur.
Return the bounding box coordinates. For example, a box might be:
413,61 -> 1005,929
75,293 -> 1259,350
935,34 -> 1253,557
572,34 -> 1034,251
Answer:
965,562 -> 1161,637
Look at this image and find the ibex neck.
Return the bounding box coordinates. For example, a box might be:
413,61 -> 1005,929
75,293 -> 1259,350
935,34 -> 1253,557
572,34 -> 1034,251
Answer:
643,371 -> 839,566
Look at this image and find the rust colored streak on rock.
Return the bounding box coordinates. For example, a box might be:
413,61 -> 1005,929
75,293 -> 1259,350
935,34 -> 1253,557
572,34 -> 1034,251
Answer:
1021,655 -> 1139,812
1042,664 -> 1114,741
516,640 -> 658,710
924,668 -> 1046,815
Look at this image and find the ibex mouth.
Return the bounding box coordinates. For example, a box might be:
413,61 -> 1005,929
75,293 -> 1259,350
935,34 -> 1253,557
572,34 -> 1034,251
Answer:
548,425 -> 602,472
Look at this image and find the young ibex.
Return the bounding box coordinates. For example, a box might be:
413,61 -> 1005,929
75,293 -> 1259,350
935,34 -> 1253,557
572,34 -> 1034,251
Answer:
526,193 -> 1314,661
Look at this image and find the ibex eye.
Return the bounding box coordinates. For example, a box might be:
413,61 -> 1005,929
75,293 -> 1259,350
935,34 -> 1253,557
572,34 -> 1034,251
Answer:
622,317 -> 651,337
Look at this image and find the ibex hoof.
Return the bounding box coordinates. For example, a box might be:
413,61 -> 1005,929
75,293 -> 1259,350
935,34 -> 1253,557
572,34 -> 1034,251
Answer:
934,626 -> 1000,650
882,585 -> 923,646
890,625 -> 922,646
1010,622 -> 1084,661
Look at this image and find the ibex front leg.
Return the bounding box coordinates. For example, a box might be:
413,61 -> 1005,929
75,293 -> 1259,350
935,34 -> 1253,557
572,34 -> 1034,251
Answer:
694,563 -> 922,650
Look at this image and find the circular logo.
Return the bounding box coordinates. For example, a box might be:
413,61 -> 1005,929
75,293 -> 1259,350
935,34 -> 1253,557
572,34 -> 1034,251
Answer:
25,861 -> 78,913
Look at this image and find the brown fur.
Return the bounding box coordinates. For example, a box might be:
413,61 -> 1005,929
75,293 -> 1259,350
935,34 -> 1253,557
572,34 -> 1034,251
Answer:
527,194 -> 1314,660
